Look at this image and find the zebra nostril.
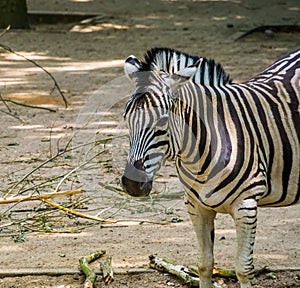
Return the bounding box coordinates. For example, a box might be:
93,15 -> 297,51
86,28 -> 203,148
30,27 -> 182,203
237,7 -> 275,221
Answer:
133,159 -> 145,171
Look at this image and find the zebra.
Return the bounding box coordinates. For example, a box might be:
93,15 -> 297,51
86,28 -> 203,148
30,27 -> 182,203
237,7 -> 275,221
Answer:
121,47 -> 300,288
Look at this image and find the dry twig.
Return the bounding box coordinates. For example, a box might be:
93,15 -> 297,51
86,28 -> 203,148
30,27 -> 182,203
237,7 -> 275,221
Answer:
0,25 -> 10,38
41,198 -> 115,224
2,97 -> 57,112
4,137 -> 111,198
0,189 -> 83,204
0,93 -> 23,121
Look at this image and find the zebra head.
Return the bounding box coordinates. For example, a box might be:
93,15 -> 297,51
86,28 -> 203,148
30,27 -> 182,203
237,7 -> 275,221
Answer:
121,54 -> 198,197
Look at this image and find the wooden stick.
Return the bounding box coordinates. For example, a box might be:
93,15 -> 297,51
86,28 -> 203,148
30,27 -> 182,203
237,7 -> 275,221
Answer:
2,98 -> 57,112
0,189 -> 83,204
213,267 -> 236,279
149,255 -> 200,287
41,198 -> 116,224
79,250 -> 106,288
0,25 -> 10,38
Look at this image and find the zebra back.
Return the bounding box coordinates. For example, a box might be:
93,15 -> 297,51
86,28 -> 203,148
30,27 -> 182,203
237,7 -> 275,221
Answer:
248,48 -> 300,84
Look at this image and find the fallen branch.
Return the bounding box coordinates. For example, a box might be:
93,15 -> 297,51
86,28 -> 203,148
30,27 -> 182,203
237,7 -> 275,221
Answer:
41,198 -> 116,224
2,98 -> 57,112
150,255 -> 230,288
79,250 -> 106,288
0,189 -> 83,204
0,196 -> 91,231
149,255 -> 199,287
213,267 -> 236,279
100,256 -> 114,284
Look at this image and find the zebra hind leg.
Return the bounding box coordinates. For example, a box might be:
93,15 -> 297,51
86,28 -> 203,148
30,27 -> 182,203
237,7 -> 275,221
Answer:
232,198 -> 258,288
186,197 -> 216,288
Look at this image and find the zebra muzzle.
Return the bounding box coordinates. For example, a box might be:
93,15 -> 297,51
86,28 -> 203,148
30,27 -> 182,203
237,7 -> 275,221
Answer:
121,160 -> 153,197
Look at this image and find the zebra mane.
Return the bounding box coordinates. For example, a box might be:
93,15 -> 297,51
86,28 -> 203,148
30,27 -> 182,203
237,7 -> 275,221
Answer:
141,48 -> 231,86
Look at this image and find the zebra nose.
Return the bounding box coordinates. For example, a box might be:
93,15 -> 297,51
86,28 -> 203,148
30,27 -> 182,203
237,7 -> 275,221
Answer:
121,175 -> 152,197
121,160 -> 152,197
133,159 -> 145,171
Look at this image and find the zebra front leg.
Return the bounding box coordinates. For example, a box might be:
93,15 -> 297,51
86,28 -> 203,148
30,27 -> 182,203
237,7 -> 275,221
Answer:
232,198 -> 258,288
186,197 -> 216,288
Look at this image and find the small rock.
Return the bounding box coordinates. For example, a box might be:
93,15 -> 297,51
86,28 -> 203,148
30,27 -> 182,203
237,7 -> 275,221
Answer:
266,272 -> 277,280
264,29 -> 275,37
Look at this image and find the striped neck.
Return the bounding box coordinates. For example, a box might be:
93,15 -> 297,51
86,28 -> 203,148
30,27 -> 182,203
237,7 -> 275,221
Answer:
193,58 -> 231,86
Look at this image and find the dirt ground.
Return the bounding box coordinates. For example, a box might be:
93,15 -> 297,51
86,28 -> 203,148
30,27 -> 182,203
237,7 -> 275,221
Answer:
0,0 -> 299,287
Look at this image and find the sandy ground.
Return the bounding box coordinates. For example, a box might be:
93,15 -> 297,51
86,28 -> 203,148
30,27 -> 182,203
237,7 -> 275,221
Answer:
0,0 -> 299,287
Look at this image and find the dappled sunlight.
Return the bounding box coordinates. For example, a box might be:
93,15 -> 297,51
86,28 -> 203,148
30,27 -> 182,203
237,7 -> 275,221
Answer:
0,77 -> 27,86
215,228 -> 236,235
0,52 -> 123,72
1,51 -> 71,62
9,124 -> 45,130
60,59 -> 123,72
289,6 -> 300,11
4,93 -> 65,106
70,22 -> 153,33
6,59 -> 124,74
0,49 -> 124,107
7,125 -> 75,141
70,0 -> 94,2
71,23 -> 129,33
212,15 -> 245,21
0,244 -> 27,253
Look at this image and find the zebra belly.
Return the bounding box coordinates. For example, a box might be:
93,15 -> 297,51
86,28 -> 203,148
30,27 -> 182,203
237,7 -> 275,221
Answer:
178,158 -> 300,212
257,183 -> 300,207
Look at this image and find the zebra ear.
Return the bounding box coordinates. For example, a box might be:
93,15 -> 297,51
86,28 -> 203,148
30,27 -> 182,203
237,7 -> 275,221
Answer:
167,64 -> 198,92
176,65 -> 198,79
124,55 -> 142,80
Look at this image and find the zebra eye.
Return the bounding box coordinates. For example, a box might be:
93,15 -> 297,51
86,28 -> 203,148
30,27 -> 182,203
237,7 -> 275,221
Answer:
156,116 -> 168,127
